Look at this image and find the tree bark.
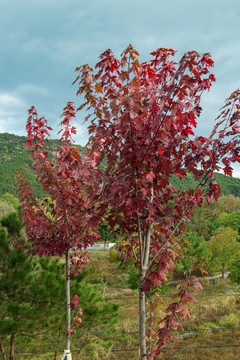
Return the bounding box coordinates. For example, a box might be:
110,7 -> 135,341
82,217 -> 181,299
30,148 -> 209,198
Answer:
0,339 -> 7,360
222,265 -> 225,279
54,349 -> 58,360
139,183 -> 153,359
139,271 -> 147,360
10,334 -> 15,360
66,249 -> 71,353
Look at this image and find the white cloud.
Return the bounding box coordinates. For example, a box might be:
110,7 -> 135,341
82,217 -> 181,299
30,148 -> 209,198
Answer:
16,84 -> 51,97
0,93 -> 24,109
0,92 -> 26,135
232,164 -> 240,179
71,121 -> 89,146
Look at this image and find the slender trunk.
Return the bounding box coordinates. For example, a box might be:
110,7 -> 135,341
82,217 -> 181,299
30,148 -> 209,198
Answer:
54,349 -> 58,360
134,160 -> 153,360
0,339 -> 7,360
139,184 -> 153,360
101,278 -> 107,299
10,334 -> 15,360
66,249 -> 71,352
54,331 -> 61,360
139,270 -> 147,360
222,265 -> 225,279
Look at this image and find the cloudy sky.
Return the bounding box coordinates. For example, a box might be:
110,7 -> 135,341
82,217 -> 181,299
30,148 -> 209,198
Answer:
1,0 -> 240,176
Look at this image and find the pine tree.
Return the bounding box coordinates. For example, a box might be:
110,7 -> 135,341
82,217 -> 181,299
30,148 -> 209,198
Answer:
0,211 -> 119,359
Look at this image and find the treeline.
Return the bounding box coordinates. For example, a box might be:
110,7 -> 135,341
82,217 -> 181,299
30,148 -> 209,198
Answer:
1,133 -> 240,199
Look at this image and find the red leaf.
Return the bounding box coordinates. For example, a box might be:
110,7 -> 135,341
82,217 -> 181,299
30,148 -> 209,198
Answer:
157,146 -> 164,156
146,172 -> 155,182
224,166 -> 233,176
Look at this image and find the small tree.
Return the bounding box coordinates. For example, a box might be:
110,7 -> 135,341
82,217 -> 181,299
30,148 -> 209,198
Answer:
208,226 -> 240,278
0,211 -> 119,360
181,232 -> 209,277
73,45 -> 240,359
228,253 -> 240,284
86,252 -> 120,298
218,209 -> 240,235
16,103 -> 101,357
97,220 -> 114,248
0,211 -> 65,360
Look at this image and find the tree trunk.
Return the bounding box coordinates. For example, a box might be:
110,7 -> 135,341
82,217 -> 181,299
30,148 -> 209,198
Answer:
66,249 -> 71,353
10,334 -> 15,360
0,339 -> 7,360
222,265 -> 225,279
101,278 -> 107,299
54,331 -> 61,360
54,349 -> 58,360
139,271 -> 147,360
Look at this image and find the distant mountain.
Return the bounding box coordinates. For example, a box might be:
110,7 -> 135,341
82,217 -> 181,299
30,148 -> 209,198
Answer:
0,132 -> 240,199
0,133 -> 84,199
171,172 -> 240,198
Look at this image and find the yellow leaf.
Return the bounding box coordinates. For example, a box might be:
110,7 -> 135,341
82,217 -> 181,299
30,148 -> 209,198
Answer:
183,238 -> 190,247
95,82 -> 103,93
199,267 -> 208,275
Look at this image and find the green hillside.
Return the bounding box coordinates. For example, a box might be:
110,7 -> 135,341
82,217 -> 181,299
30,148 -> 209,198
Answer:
0,132 -> 240,199
171,172 -> 240,198
0,132 -> 84,199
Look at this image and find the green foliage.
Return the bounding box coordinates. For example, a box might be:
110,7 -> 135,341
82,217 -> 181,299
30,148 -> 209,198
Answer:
185,194 -> 240,240
218,209 -> 240,235
0,201 -> 14,219
181,232 -> 210,275
171,172 -> 240,198
127,265 -> 140,291
228,254 -> 240,284
127,265 -> 171,297
218,313 -> 239,328
207,227 -> 240,276
0,193 -> 19,209
0,211 -> 119,356
216,194 -> 240,214
1,133 -> 240,201
0,213 -> 66,349
0,133 -> 85,199
1,208 -> 24,236
97,220 -> 114,243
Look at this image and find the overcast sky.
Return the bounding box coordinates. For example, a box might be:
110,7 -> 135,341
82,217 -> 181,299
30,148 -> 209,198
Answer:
1,0 -> 240,176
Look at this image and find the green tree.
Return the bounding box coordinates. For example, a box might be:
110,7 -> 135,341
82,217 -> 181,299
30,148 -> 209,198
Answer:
181,232 -> 209,277
0,211 -> 65,360
0,193 -> 19,209
0,211 -> 119,359
228,254 -> 240,285
0,202 -> 14,219
97,220 -> 114,247
207,227 -> 240,278
218,209 -> 240,235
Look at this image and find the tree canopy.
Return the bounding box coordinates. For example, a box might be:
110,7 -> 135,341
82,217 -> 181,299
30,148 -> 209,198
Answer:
72,45 -> 240,358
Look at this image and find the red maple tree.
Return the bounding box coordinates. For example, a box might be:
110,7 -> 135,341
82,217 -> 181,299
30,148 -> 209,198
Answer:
73,45 -> 240,359
16,102 -> 101,355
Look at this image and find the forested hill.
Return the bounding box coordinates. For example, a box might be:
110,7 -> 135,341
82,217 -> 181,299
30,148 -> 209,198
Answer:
171,172 -> 240,198
0,132 -> 240,199
0,132 -> 84,198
